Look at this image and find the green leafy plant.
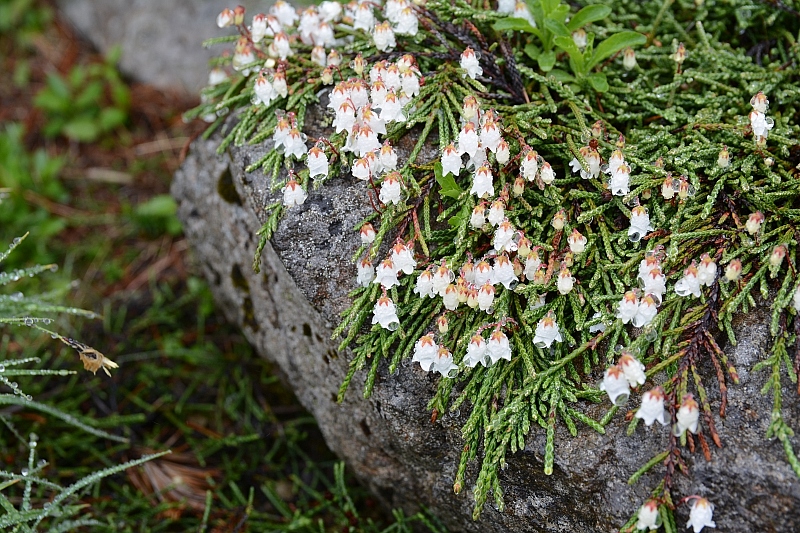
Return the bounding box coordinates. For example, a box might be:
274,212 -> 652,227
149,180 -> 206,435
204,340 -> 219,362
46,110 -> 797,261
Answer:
193,0 -> 800,529
33,49 -> 130,143
0,125 -> 67,266
492,0 -> 644,91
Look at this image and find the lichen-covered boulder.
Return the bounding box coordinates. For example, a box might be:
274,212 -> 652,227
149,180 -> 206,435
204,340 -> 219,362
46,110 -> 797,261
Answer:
172,123 -> 800,532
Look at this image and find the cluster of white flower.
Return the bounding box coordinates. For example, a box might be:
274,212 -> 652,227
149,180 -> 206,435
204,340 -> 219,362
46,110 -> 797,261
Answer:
749,91 -> 774,143
661,173 -> 694,201
213,7 -> 743,528
599,350 -> 645,406
636,496 -> 715,532
614,254 -> 666,329
411,334 -> 458,376
497,0 -> 535,25
273,114 -> 308,160
674,253 -> 717,298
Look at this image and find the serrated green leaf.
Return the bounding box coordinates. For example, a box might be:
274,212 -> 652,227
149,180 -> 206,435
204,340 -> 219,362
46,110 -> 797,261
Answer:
566,5 -> 612,32
587,31 -> 646,70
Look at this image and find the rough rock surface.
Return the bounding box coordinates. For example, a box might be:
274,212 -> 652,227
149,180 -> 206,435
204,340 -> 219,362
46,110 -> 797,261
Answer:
57,0 -> 264,94
172,112 -> 800,532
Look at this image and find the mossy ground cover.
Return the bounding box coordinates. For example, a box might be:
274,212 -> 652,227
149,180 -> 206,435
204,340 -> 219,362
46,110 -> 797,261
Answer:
0,2 -> 441,531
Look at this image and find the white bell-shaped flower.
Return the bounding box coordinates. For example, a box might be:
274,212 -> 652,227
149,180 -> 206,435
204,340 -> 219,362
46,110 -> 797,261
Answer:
675,264 -> 702,297
470,165 -> 494,199
635,387 -> 668,427
686,498 -> 716,533
458,123 -> 480,158
521,149 -> 539,181
412,334 -> 438,371
633,295 -> 658,328
307,146 -> 329,179
460,47 -> 482,79
372,296 -> 400,330
697,253 -> 717,287
379,173 -> 403,205
374,259 -> 400,289
628,206 -> 653,242
441,144 -> 463,177
357,258 -> 375,287
618,351 -> 646,387
533,311 -> 562,349
432,346 -> 458,376
493,220 -> 517,254
465,334 -> 489,368
556,267 -> 574,295
674,393 -> 700,436
442,284 -> 459,311
492,254 -> 518,289
477,283 -> 495,312
470,205 -> 486,230
599,365 -> 630,406
432,264 -> 453,297
616,291 -> 639,324
487,200 -> 505,226
473,260 -> 493,287
414,270 -> 436,298
635,500 -> 661,531
487,329 -> 512,363
282,179 -> 307,207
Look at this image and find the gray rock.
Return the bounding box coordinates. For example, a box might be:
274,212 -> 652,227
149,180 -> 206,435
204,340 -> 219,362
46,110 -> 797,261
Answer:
57,0 -> 264,94
172,112 -> 800,531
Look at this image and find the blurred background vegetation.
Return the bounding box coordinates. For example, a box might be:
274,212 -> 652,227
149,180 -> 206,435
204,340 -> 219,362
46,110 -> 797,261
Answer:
0,0 -> 442,530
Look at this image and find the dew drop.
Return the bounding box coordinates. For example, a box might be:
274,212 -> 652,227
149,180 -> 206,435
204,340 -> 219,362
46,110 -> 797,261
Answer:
37,459 -> 46,467
24,318 -> 34,326
0,365 -> 5,372
614,393 -> 630,407
21,468 -> 29,476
